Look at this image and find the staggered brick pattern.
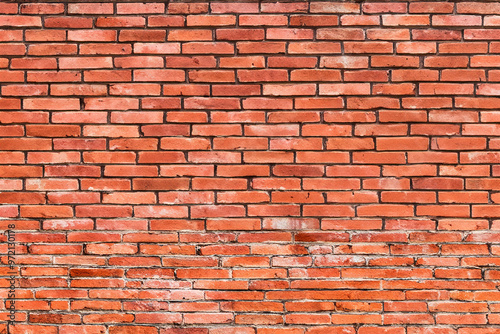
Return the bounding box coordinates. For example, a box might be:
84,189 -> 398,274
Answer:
1,0 -> 500,333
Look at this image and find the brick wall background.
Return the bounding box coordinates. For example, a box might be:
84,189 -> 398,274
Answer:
1,1 -> 500,333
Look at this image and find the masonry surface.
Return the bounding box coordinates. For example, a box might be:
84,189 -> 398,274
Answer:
0,0 -> 500,333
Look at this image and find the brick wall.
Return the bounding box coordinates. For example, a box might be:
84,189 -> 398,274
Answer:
1,1 -> 500,333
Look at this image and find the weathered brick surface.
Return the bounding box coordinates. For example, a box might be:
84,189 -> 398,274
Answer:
1,1 -> 500,333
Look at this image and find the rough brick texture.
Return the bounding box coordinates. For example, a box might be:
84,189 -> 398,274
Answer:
1,0 -> 500,333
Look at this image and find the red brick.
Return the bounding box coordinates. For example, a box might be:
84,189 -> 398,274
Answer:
267,28 -> 314,40
114,56 -> 164,69
28,43 -> 77,56
68,30 -> 116,42
465,29 -> 500,40
371,56 -> 419,68
44,17 -> 92,29
20,3 -> 62,14
290,15 -> 339,27
363,3 -> 407,13
116,3 -> 164,14
440,42 -> 488,55
413,29 -> 462,40
317,28 -> 364,40
25,30 -> 66,42
96,17 -> 145,28
67,3 -> 113,14
211,3 -> 259,13
410,2 -> 454,13
238,69 -> 288,82
82,70 -> 130,82
239,14 -> 288,26
419,83 -> 473,95
397,41 -> 436,54
187,15 -> 235,27
168,29 -> 212,41
0,15 -> 42,27
2,4 -> 500,331
261,2 -> 308,13
237,41 -> 286,54
168,3 -> 208,14
310,3 -> 360,13
118,30 -> 165,42
341,15 -> 380,26
11,58 -> 57,70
